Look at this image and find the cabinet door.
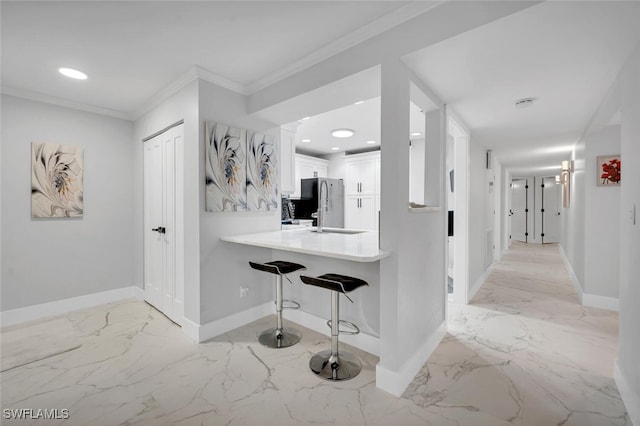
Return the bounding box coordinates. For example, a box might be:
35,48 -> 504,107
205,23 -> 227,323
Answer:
359,195 -> 376,230
359,159 -> 377,195
344,196 -> 361,229
344,161 -> 361,195
279,129 -> 295,194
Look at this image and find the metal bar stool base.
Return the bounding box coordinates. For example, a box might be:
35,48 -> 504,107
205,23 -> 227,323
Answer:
309,349 -> 362,381
258,327 -> 301,349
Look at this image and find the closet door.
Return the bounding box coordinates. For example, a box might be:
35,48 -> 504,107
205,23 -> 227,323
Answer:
143,124 -> 183,325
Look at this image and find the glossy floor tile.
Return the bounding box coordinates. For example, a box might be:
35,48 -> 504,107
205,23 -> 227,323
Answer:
1,242 -> 629,425
403,242 -> 630,425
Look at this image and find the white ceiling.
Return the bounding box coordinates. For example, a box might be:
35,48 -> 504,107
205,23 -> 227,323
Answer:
403,1 -> 640,176
2,2 -> 639,175
1,1 -> 412,116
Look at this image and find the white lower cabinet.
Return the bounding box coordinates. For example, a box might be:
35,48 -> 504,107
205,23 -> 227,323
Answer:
345,195 -> 376,230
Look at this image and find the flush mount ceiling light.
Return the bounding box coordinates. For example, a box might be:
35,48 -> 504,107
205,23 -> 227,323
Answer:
410,132 -> 423,137
300,116 -> 310,121
301,138 -> 311,143
58,67 -> 87,80
366,140 -> 376,145
354,100 -> 365,105
514,97 -> 536,109
331,128 -> 355,138
331,147 -> 340,151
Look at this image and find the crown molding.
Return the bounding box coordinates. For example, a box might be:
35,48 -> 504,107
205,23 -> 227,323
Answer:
0,85 -> 131,121
131,67 -> 199,120
246,1 -> 443,94
193,65 -> 248,95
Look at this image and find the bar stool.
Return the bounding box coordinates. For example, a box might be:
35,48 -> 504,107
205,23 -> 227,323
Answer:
249,260 -> 305,348
300,273 -> 368,381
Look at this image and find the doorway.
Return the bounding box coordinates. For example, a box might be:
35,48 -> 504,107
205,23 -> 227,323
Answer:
447,117 -> 469,304
510,178 -> 529,243
143,123 -> 184,325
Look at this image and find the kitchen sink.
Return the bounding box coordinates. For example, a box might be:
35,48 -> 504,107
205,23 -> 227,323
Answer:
309,229 -> 366,235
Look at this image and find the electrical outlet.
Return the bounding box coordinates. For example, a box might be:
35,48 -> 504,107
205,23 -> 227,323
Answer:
240,286 -> 249,298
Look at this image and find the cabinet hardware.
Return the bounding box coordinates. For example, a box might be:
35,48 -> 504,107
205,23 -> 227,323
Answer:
152,227 -> 166,234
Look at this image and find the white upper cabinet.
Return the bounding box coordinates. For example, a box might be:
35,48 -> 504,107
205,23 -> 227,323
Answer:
292,154 -> 329,198
344,151 -> 380,196
279,125 -> 298,195
344,151 -> 380,230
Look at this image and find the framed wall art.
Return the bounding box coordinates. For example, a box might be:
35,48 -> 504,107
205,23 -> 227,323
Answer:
597,154 -> 621,186
31,142 -> 84,218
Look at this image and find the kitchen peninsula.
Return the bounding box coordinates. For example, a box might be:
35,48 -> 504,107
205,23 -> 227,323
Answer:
221,228 -> 388,354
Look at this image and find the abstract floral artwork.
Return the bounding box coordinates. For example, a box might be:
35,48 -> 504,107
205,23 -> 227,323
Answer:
31,142 -> 84,218
597,154 -> 621,186
247,132 -> 278,211
205,122 -> 247,212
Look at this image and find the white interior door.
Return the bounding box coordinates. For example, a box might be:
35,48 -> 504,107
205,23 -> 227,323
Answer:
541,177 -> 561,243
144,135 -> 164,311
144,124 -> 184,325
511,179 -> 528,243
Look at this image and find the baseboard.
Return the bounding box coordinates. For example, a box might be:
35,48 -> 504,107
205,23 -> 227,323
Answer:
558,244 -> 584,303
468,263 -> 495,303
615,360 -> 640,426
375,321 -> 446,396
1,286 -> 140,328
194,302 -> 273,343
582,293 -> 620,312
283,309 -> 380,356
133,285 -> 145,301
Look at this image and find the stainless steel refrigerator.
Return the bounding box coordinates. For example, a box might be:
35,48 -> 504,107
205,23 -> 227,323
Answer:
300,178 -> 344,228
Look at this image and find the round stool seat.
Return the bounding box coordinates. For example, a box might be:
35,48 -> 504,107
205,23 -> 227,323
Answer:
300,272 -> 368,381
249,260 -> 305,349
299,273 -> 368,293
249,260 -> 306,276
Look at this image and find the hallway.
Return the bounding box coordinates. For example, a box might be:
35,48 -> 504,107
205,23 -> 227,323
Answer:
404,242 -> 629,425
0,243 -> 630,425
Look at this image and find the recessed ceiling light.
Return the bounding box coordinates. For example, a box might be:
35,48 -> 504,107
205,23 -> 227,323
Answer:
354,100 -> 365,105
366,140 -> 376,144
514,98 -> 536,109
300,116 -> 311,121
331,147 -> 340,151
301,138 -> 311,143
58,67 -> 87,80
411,132 -> 423,137
331,128 -> 355,138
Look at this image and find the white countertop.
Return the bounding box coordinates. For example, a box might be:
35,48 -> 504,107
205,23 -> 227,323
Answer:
221,228 -> 389,262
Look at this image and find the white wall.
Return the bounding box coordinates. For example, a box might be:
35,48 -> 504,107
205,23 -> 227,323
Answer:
1,95 -> 135,310
468,140 -> 492,297
134,79 -> 200,323
561,44 -> 640,423
584,125 -> 621,298
560,140 -> 586,290
198,79 -> 281,324
326,151 -> 346,180
616,44 -> 640,423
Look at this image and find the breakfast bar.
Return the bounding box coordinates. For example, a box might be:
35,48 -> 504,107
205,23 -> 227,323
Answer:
221,228 -> 389,354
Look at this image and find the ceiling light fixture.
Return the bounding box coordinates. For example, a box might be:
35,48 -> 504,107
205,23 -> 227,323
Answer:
301,138 -> 311,143
331,128 -> 355,138
366,140 -> 376,145
354,100 -> 365,105
331,147 -> 340,151
300,116 -> 310,121
410,132 -> 423,137
514,97 -> 536,109
58,67 -> 87,80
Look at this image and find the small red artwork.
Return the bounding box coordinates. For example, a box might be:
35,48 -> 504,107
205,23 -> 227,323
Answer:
597,155 -> 621,186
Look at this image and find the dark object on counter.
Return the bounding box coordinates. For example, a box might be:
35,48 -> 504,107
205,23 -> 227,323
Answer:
300,273 -> 368,381
295,178 -> 344,228
249,260 -> 306,349
448,210 -> 454,237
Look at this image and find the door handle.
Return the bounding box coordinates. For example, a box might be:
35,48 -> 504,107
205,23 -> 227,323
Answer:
152,227 -> 166,234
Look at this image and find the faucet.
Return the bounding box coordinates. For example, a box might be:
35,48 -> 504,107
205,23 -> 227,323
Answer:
318,180 -> 329,233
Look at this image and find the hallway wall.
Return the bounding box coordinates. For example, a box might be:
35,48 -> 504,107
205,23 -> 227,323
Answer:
562,43 -> 640,423
1,95 -> 135,311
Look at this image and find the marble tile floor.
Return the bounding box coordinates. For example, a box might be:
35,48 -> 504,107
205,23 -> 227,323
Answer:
404,242 -> 630,425
1,242 -> 629,425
